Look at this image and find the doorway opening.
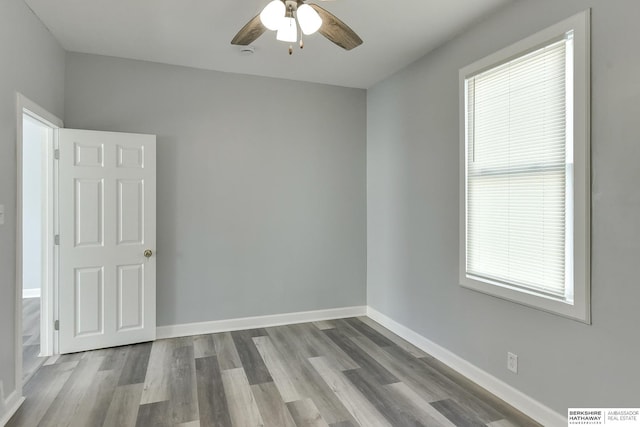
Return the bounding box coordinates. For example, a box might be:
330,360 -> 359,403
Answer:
16,94 -> 63,391
21,114 -> 51,382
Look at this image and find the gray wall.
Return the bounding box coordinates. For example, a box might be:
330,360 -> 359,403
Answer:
64,53 -> 367,327
22,117 -> 46,291
0,0 -> 65,409
367,0 -> 640,414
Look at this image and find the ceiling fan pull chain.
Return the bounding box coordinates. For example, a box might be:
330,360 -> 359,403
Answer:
297,12 -> 304,49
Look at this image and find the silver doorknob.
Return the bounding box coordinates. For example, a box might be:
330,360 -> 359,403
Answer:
144,249 -> 153,258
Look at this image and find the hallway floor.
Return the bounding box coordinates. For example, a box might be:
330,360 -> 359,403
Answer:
22,297 -> 45,383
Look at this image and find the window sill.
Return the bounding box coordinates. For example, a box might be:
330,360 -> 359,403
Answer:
460,274 -> 591,324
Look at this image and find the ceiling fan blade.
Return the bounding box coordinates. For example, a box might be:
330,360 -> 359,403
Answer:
231,14 -> 266,45
309,4 -> 362,50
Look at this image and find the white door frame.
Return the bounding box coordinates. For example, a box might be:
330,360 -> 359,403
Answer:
15,93 -> 62,394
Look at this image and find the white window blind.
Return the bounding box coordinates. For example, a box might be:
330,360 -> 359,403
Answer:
464,33 -> 573,300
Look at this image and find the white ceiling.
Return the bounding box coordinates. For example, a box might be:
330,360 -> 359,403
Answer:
25,0 -> 511,89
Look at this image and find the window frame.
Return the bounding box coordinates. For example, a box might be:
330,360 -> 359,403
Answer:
458,10 -> 591,323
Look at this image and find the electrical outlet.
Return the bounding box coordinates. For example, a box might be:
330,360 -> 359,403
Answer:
507,352 -> 518,373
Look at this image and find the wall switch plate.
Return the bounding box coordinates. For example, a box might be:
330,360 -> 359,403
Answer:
507,352 -> 518,373
0,204 -> 4,225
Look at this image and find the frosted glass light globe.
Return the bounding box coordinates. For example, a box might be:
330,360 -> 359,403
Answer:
276,17 -> 297,42
296,4 -> 322,35
260,0 -> 285,31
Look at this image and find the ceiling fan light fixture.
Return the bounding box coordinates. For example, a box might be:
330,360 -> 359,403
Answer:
276,16 -> 297,43
231,2 -> 362,52
260,0 -> 285,31
296,4 -> 322,35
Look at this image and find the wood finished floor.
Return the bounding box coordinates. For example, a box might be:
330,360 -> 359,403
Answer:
8,317 -> 540,427
22,297 -> 46,383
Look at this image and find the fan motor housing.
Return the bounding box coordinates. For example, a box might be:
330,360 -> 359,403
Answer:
284,0 -> 299,11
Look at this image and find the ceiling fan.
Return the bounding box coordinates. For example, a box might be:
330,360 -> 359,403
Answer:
231,0 -> 363,54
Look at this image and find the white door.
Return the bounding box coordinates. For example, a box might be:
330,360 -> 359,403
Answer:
58,129 -> 156,354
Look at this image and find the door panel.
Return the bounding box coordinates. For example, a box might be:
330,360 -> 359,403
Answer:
74,178 -> 103,247
74,141 -> 104,167
117,264 -> 144,331
74,266 -> 103,336
117,144 -> 144,168
117,180 -> 144,244
59,129 -> 156,354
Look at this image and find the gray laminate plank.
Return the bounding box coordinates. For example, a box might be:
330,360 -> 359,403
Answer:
251,382 -> 297,427
253,335 -> 301,402
43,354 -> 61,366
356,317 -> 429,358
348,334 -> 448,402
343,318 -> 397,348
195,356 -> 232,427
231,330 -> 273,385
22,298 -> 40,344
23,297 -> 39,313
169,342 -> 200,424
23,343 -> 45,382
102,383 -> 144,427
312,321 -> 336,330
54,352 -> 84,364
23,330 -> 40,346
291,323 -> 359,371
286,399 -> 330,427
264,326 -> 312,363
136,400 -> 173,427
343,368 -> 428,427
431,399 -> 487,427
193,334 -> 216,359
38,357 -> 105,427
308,356 -> 391,427
140,339 -> 175,404
418,356 -> 540,426
6,362 -> 77,427
213,332 -> 243,371
324,329 -> 398,385
330,319 -> 362,338
76,360 -> 126,426
221,367 -> 264,427
82,347 -> 117,360
266,327 -> 358,425
384,346 -> 503,423
118,341 -> 153,386
298,360 -> 360,426
384,382 -> 456,427
329,422 -> 358,427
486,420 -> 522,427
280,324 -> 323,358
100,345 -> 130,371
246,328 -> 270,337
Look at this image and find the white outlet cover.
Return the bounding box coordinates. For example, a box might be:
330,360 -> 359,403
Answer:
507,352 -> 518,373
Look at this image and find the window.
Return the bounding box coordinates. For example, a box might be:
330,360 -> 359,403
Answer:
459,10 -> 590,323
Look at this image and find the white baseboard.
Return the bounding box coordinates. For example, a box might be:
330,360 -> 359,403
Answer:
156,306 -> 367,340
0,389 -> 25,427
22,288 -> 40,299
366,306 -> 566,427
